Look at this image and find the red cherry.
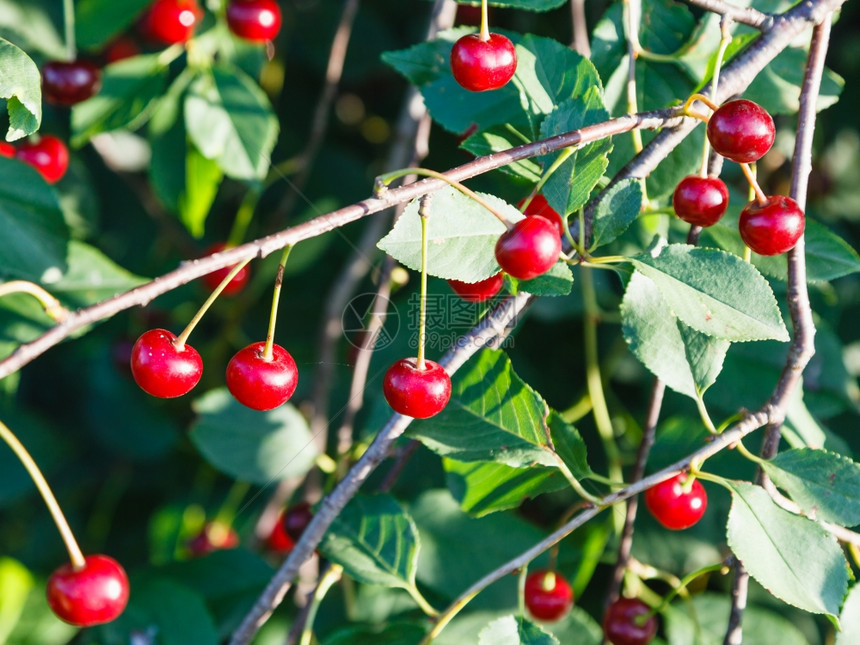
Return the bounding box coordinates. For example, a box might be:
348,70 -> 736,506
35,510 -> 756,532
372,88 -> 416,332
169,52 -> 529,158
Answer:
524,570 -> 574,622
226,341 -> 298,411
0,141 -> 14,157
603,597 -> 657,645
706,99 -> 775,164
42,59 -> 102,105
104,37 -> 141,64
283,502 -> 314,543
518,194 -> 566,238
201,243 -> 250,296
383,358 -> 451,419
265,511 -> 295,554
139,0 -> 202,44
226,0 -> 282,42
130,328 -> 203,398
450,33 -> 517,92
447,272 -> 504,303
644,473 -> 707,530
495,216 -> 562,280
187,522 -> 240,556
672,176 -> 729,227
46,555 -> 129,627
738,195 -> 805,256
15,136 -> 69,184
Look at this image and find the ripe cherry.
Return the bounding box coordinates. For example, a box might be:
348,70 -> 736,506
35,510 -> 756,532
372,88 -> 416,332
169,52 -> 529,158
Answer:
738,195 -> 804,256
265,511 -> 295,554
42,59 -> 102,105
226,0 -> 282,42
450,33 -> 517,92
383,358 -> 451,419
226,341 -> 298,411
524,569 -> 574,622
447,272 -> 504,303
187,522 -> 240,556
46,555 -> 129,627
519,194 -> 566,238
706,99 -> 775,164
603,597 -> 657,645
495,216 -> 562,281
130,328 -> 203,398
645,473 -> 707,530
201,243 -> 250,296
283,502 -> 314,543
15,136 -> 69,184
0,141 -> 14,157
672,176 -> 729,227
138,0 -> 202,44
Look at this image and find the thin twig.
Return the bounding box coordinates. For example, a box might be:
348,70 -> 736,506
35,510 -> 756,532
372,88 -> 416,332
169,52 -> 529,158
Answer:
724,15 -> 832,645
681,0 -> 772,30
570,0 -> 591,57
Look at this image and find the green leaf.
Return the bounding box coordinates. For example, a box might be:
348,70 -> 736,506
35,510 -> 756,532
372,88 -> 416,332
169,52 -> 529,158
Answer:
377,186 -> 521,282
630,244 -> 789,342
836,584 -> 860,645
621,270 -> 730,399
539,92 -> 611,217
185,64 -> 279,180
762,448 -> 860,526
664,592 -> 811,645
408,349 -> 561,468
445,458 -> 567,516
590,178 -> 643,250
517,261 -> 574,297
743,47 -> 843,115
190,388 -> 319,485
478,616 -> 559,645
549,412 -> 593,480
71,54 -> 170,147
320,494 -> 420,589
158,549 -> 274,602
462,125 -> 542,182
0,558 -> 34,644
0,157 -> 68,281
47,241 -> 147,308
0,38 -> 41,140
178,145 -> 223,238
704,217 -> 860,283
323,622 -> 429,645
75,0 -> 151,48
88,577 -> 219,645
726,481 -> 848,618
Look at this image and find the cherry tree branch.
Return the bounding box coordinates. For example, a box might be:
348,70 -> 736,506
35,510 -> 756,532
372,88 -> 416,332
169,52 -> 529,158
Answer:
681,0 -> 772,30
724,15 -> 833,644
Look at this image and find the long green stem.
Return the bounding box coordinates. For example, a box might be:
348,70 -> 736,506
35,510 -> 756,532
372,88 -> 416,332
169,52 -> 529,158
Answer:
0,281 -> 69,322
175,258 -> 253,349
63,0 -> 76,60
299,564 -> 343,645
581,267 -> 623,486
699,22 -> 733,176
650,561 -> 728,617
0,419 -> 85,569
378,167 -> 513,229
419,590 -> 480,645
215,481 -> 251,527
407,584 -> 439,617
227,188 -> 262,249
740,162 -> 768,205
263,246 -> 293,361
417,198 -> 430,370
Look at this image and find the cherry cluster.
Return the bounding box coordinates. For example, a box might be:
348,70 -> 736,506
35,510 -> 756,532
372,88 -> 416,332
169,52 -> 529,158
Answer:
674,98 -> 805,256
138,0 -> 281,45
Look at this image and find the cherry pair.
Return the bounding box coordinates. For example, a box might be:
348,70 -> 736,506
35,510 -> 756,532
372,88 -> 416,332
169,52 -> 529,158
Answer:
139,0 -> 281,44
4,136 -> 70,184
130,329 -> 298,411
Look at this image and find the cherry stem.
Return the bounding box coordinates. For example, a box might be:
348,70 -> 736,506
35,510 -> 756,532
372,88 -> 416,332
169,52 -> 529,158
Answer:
378,167 -> 514,230
699,19 -> 733,177
416,195 -> 431,371
480,0 -> 490,41
647,560 -> 729,618
683,93 -> 717,124
0,419 -> 86,569
263,246 -> 293,362
227,187 -> 262,248
298,564 -> 343,645
740,162 -> 768,205
175,257 -> 253,349
0,281 -> 69,323
62,0 -> 76,60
